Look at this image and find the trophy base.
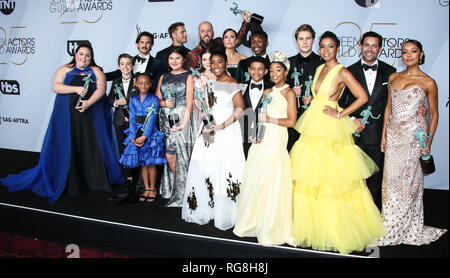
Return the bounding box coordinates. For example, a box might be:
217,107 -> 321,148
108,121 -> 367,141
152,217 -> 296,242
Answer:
168,114 -> 180,128
202,113 -> 216,129
420,155 -> 435,175
250,13 -> 264,24
254,124 -> 265,141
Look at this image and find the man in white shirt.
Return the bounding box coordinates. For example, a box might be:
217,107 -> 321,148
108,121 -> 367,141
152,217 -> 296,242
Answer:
106,31 -> 163,94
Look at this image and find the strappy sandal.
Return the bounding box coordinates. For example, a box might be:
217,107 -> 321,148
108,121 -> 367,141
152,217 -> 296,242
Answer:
147,189 -> 157,202
139,189 -> 152,202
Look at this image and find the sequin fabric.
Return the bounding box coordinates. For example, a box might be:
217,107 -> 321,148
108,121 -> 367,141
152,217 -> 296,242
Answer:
377,85 -> 447,246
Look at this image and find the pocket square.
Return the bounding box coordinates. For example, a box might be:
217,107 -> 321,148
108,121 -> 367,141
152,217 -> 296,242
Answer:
382,82 -> 388,85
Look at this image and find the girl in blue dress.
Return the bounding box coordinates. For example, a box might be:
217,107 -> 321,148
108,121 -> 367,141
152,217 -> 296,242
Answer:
119,74 -> 166,202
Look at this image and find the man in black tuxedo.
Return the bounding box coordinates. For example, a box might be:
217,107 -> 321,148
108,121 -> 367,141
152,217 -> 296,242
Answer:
155,22 -> 190,73
286,24 -> 323,151
234,30 -> 272,86
238,56 -> 270,158
339,31 -> 396,210
106,31 -> 163,94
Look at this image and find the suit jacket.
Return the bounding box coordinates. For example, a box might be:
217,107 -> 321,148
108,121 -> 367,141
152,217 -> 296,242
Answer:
287,51 -> 323,118
338,59 -> 396,146
239,80 -> 270,145
108,76 -> 138,127
105,55 -> 163,94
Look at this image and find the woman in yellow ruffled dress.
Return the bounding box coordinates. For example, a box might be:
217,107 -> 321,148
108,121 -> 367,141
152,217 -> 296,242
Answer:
289,31 -> 385,254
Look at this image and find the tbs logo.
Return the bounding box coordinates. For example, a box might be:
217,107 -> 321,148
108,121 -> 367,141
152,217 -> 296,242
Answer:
0,80 -> 20,95
67,40 -> 91,56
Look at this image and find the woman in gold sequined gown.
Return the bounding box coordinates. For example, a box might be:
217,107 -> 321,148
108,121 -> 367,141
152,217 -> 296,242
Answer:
289,32 -> 385,254
377,40 -> 447,246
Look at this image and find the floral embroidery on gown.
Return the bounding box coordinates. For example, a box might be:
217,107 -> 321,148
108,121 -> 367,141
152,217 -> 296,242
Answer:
181,80 -> 246,231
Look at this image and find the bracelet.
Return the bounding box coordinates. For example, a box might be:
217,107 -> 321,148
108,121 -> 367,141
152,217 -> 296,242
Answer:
337,112 -> 340,119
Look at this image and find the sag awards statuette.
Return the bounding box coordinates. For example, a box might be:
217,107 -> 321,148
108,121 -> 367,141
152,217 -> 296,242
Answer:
229,2 -> 264,24
353,105 -> 380,137
302,75 -> 313,108
76,73 -> 93,108
136,103 -> 155,139
164,87 -> 180,128
195,84 -> 216,144
414,126 -> 435,175
291,67 -> 303,108
254,93 -> 272,140
114,84 -> 129,118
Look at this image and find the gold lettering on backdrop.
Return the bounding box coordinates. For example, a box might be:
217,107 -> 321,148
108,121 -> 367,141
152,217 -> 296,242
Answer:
0,26 -> 28,65
59,0 -> 78,24
334,21 -> 398,67
59,0 -> 104,24
334,22 -> 361,58
369,22 -> 397,67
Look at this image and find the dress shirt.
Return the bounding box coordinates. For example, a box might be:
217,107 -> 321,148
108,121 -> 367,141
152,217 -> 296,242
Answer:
249,80 -> 264,109
134,54 -> 150,74
362,59 -> 379,95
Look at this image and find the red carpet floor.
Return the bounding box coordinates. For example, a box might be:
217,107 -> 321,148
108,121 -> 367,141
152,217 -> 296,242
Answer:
0,232 -> 129,258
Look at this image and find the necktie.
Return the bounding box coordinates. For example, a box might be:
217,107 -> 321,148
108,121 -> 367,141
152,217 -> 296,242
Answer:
362,63 -> 377,71
136,56 -> 147,63
251,83 -> 263,90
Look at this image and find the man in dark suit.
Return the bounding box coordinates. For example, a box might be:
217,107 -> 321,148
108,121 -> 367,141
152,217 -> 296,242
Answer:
286,24 -> 324,151
339,31 -> 396,210
106,32 -> 163,94
234,30 -> 272,86
155,22 -> 190,74
238,56 -> 270,158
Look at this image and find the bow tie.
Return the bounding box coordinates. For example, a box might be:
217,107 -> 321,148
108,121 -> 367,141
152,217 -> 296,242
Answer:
362,63 -> 377,71
136,56 -> 147,63
251,83 -> 263,90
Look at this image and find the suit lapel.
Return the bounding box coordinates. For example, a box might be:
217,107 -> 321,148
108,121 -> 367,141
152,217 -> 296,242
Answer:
242,81 -> 252,109
355,62 -> 370,98
369,63 -> 385,105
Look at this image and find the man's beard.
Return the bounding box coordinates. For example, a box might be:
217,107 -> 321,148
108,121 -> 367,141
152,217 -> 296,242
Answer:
200,39 -> 212,48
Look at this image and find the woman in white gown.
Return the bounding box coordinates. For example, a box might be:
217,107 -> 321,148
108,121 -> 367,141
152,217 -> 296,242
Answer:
181,42 -> 246,230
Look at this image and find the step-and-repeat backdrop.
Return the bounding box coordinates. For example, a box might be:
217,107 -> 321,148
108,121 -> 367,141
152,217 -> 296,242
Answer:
0,0 -> 448,189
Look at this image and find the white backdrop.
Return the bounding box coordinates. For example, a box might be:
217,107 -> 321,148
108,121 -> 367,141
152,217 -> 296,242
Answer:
0,0 -> 448,189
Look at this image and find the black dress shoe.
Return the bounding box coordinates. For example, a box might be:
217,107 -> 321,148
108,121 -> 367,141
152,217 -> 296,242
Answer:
114,182 -> 140,205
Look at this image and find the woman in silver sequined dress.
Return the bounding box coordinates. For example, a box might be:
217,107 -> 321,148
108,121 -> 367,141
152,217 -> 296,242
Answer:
155,46 -> 195,207
378,40 -> 446,246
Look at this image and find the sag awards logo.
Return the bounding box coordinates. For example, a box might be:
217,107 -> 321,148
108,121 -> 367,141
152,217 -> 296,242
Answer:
334,22 -> 408,67
0,26 -> 36,65
49,0 -> 113,24
0,0 -> 16,15
136,24 -> 170,41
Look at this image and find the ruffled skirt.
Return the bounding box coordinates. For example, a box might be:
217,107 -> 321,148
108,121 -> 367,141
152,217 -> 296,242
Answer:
289,99 -> 385,254
119,129 -> 166,168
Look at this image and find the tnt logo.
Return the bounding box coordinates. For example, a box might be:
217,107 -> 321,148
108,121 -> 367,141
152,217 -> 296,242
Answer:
0,80 -> 20,95
67,40 -> 91,56
0,0 -> 16,15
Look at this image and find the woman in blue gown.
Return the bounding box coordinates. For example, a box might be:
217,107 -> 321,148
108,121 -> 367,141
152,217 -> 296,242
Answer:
0,43 -> 125,203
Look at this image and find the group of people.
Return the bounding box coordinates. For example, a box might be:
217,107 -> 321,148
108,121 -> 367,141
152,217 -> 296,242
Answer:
1,12 -> 447,255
